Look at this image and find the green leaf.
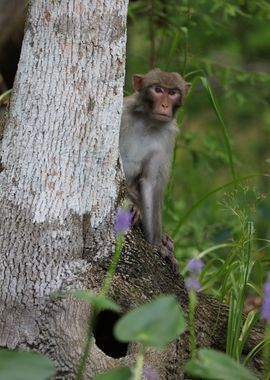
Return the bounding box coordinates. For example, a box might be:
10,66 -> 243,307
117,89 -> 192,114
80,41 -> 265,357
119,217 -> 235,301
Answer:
92,366 -> 131,380
0,350 -> 56,380
166,30 -> 180,69
185,348 -> 256,380
68,291 -> 121,312
238,310 -> 259,354
200,76 -> 236,182
114,296 -> 185,348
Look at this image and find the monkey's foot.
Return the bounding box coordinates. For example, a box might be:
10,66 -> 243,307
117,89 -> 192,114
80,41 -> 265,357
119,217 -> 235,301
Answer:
131,204 -> 141,226
159,245 -> 179,274
159,233 -> 179,274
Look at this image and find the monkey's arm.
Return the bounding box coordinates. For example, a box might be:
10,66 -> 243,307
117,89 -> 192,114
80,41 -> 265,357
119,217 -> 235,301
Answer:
139,156 -> 164,246
140,178 -> 162,246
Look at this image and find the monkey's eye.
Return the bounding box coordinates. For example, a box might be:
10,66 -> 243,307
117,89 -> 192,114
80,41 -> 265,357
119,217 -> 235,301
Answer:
154,86 -> 163,94
168,89 -> 178,96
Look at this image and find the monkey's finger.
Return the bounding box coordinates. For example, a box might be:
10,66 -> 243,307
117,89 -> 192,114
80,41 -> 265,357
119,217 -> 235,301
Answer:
162,232 -> 174,252
131,205 -> 141,225
171,257 -> 180,274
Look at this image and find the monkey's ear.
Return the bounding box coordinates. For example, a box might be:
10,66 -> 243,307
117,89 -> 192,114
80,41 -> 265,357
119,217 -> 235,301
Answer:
133,75 -> 144,92
184,82 -> 192,97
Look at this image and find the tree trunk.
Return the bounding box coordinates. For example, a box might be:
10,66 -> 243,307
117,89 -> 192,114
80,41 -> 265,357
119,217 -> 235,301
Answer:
0,0 -> 129,378
0,1 -> 264,380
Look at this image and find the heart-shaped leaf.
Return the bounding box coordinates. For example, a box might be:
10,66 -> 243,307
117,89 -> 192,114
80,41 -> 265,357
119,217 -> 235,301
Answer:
0,350 -> 56,380
114,296 -> 185,347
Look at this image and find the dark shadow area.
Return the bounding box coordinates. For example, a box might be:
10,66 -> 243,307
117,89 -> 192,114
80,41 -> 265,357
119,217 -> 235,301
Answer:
93,310 -> 128,358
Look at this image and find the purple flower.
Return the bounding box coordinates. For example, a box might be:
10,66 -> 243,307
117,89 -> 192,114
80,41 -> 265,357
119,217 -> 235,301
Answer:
261,280 -> 270,321
114,207 -> 132,235
142,368 -> 159,380
187,259 -> 204,274
185,277 -> 201,291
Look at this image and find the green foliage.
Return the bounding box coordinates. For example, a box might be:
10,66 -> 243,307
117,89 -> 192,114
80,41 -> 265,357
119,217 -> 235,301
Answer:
185,348 -> 256,380
92,367 -> 132,380
126,3 -> 270,377
199,76 -> 236,181
191,186 -> 265,298
0,350 -> 56,380
225,219 -> 255,362
114,296 -> 186,347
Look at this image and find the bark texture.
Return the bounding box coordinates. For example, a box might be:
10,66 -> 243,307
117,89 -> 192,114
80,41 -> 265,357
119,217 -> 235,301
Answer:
0,0 -> 129,378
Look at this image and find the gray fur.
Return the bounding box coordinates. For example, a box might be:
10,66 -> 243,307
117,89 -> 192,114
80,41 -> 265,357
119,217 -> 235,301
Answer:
119,93 -> 178,246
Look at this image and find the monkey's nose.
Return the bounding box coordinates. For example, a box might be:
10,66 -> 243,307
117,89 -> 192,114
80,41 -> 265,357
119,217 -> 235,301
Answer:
162,104 -> 168,109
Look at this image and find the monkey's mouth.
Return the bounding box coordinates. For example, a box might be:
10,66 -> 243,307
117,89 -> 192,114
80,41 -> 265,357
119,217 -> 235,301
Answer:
152,112 -> 171,121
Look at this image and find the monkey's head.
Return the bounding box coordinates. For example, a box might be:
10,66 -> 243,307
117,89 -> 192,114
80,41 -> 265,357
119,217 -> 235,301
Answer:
133,68 -> 191,122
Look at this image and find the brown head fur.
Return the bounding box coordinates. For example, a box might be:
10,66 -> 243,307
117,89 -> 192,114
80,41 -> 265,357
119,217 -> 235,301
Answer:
133,68 -> 191,96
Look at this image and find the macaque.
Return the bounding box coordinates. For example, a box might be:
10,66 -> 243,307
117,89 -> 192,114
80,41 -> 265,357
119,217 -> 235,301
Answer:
120,68 -> 191,272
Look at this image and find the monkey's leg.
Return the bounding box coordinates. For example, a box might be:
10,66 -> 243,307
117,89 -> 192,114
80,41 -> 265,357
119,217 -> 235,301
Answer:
140,173 -> 161,245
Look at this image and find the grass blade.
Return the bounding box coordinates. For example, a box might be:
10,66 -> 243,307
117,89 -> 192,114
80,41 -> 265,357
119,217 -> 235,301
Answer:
200,76 -> 236,182
172,174 -> 259,239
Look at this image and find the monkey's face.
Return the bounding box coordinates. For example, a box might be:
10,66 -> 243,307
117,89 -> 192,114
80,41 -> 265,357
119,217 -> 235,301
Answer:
146,85 -> 182,122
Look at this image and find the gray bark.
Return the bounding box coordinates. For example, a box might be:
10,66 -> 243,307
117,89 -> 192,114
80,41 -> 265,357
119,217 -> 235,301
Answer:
0,0 -> 129,378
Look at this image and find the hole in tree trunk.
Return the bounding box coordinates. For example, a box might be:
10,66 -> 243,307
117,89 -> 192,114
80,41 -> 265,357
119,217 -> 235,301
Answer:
93,310 -> 128,358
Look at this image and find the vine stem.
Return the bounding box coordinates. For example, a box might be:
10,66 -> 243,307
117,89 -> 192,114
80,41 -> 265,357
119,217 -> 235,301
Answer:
134,344 -> 145,380
189,290 -> 197,358
101,234 -> 124,297
75,234 -> 124,380
75,308 -> 98,380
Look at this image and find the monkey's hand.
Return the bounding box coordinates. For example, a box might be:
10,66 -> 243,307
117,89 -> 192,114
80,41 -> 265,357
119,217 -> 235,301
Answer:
131,204 -> 142,226
159,232 -> 179,274
162,232 -> 174,252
